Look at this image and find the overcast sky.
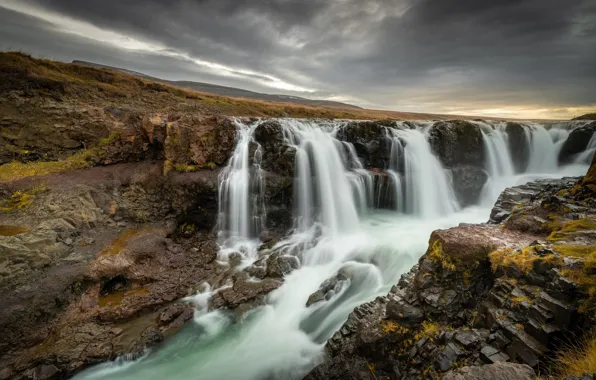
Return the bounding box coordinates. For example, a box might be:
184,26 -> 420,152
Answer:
1,0 -> 595,119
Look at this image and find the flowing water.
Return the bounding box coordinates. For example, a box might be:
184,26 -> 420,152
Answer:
75,119 -> 593,380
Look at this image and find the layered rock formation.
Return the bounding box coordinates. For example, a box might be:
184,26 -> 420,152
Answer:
305,156 -> 596,379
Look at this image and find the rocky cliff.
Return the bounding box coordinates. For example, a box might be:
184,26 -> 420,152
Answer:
305,155 -> 596,380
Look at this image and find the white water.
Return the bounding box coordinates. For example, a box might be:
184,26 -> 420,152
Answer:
217,121 -> 265,260
385,126 -> 460,217
478,121 -> 587,205
75,119 -> 592,380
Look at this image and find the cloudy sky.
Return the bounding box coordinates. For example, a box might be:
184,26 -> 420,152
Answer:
1,0 -> 595,119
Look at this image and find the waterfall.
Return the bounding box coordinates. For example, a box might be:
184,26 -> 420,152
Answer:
525,123 -> 560,173
385,127 -> 460,218
217,120 -> 265,258
477,124 -> 516,204
279,119 -> 368,236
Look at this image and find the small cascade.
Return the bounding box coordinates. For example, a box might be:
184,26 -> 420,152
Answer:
385,127 -> 460,218
217,120 -> 265,258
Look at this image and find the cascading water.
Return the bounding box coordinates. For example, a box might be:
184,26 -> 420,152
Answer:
525,123 -> 561,173
217,120 -> 266,259
281,119 -> 365,236
74,118 -> 593,380
385,126 -> 460,218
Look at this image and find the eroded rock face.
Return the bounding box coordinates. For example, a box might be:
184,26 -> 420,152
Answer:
0,163 -> 225,379
164,114 -> 237,167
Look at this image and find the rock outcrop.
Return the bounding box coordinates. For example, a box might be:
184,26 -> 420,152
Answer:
305,158 -> 596,379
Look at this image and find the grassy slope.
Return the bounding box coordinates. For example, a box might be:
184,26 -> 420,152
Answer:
0,51 -> 451,120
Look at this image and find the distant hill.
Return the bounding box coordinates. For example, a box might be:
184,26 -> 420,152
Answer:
573,113 -> 596,120
72,60 -> 361,110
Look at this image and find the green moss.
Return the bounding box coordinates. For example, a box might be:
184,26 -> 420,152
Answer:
0,184 -> 48,211
0,147 -> 101,182
548,218 -> 596,241
97,131 -> 121,147
163,160 -> 173,176
428,240 -> 456,271
489,246 -> 556,274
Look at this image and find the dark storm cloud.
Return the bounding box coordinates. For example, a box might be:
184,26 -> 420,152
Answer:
0,0 -> 595,117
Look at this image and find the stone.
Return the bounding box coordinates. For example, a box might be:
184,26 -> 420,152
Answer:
480,345 -> 510,364
434,342 -> 464,372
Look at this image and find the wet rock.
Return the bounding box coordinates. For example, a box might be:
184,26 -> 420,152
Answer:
451,165 -> 488,206
442,362 -> 535,380
266,252 -> 300,278
306,269 -> 349,307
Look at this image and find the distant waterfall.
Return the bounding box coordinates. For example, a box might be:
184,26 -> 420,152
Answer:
217,120 -> 265,257
385,127 -> 460,218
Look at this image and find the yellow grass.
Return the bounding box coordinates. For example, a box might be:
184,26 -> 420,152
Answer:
555,333 -> 596,377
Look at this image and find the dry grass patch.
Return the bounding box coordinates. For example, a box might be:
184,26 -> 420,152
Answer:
555,332 -> 596,377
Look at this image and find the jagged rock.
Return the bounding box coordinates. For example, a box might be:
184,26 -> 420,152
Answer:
442,362 -> 535,380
